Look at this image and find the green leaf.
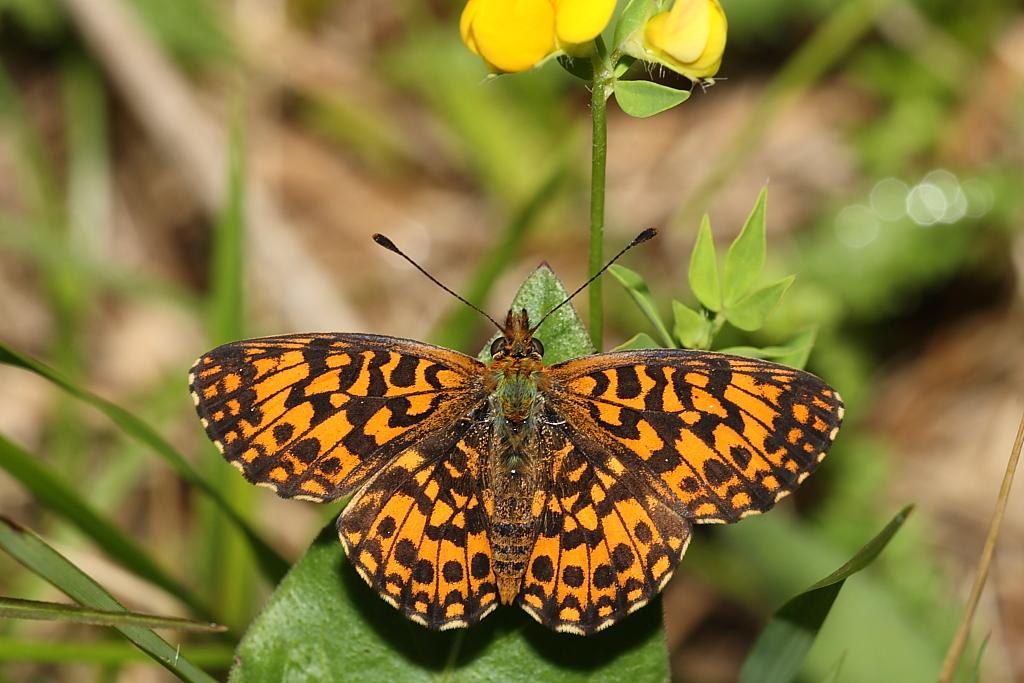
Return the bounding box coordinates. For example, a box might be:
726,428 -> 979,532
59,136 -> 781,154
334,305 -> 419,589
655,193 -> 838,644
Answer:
613,332 -> 661,351
0,597 -> 225,633
0,434 -> 213,619
689,214 -> 721,311
723,188 -> 768,307
672,301 -> 710,350
235,269 -> 669,681
613,80 -> 691,118
557,55 -> 593,81
0,341 -> 289,584
0,518 -> 219,682
613,0 -> 655,48
717,328 -> 817,370
724,275 -> 795,332
608,264 -> 675,348
232,521 -> 668,682
738,505 -> 914,683
480,264 -> 595,365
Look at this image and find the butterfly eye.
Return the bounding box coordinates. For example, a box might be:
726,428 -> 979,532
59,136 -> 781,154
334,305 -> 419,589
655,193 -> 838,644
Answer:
490,338 -> 507,357
531,338 -> 545,357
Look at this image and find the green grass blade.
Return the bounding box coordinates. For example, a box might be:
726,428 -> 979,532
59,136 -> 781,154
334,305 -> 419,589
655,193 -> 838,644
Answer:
0,341 -> 289,584
0,639 -> 234,667
0,597 -> 225,633
738,505 -> 913,683
0,434 -> 213,619
0,518 -> 220,682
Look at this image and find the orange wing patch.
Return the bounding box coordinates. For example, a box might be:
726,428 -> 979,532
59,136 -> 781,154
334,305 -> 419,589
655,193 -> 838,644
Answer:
338,427 -> 499,630
190,333 -> 485,501
518,433 -> 692,635
549,349 -> 844,523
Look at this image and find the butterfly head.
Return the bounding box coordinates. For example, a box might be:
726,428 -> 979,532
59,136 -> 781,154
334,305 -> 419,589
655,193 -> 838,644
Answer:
490,309 -> 544,361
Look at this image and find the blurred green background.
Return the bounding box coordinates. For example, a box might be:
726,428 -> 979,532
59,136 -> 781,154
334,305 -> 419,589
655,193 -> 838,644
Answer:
1,0 -> 1022,681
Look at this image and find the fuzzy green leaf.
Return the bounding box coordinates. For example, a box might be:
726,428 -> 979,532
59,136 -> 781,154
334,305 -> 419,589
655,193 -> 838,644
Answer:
0,341 -> 288,584
725,276 -> 795,332
233,268 -> 669,681
608,264 -> 675,348
479,264 -> 595,365
672,301 -> 710,350
614,80 -> 691,118
723,188 -> 768,307
557,55 -> 594,81
689,214 -> 721,311
613,332 -> 661,351
0,519 -> 218,682
232,522 -> 668,682
0,597 -> 224,632
738,505 -> 914,683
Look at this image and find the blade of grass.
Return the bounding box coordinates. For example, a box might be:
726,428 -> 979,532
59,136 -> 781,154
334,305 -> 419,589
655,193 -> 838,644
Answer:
0,518 -> 219,682
203,112 -> 255,630
0,341 -> 289,584
0,434 -> 214,620
0,638 -> 234,667
738,504 -> 914,683
937,407 -> 1023,683
0,597 -> 225,633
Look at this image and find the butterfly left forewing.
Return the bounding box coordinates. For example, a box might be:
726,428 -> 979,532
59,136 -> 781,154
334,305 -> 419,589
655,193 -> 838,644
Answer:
190,333 -> 484,502
547,349 -> 843,524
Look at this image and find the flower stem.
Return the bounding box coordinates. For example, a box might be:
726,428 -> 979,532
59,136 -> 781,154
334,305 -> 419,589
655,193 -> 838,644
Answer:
589,50 -> 611,350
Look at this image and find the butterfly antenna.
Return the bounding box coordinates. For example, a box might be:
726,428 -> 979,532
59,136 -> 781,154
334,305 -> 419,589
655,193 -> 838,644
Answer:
530,228 -> 658,334
373,234 -> 505,332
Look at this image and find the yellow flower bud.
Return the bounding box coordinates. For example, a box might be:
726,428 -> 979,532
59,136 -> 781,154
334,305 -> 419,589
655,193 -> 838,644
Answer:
460,0 -> 617,74
643,0 -> 727,80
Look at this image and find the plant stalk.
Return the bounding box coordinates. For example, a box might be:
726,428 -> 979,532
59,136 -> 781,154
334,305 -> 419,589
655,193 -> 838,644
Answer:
589,52 -> 611,350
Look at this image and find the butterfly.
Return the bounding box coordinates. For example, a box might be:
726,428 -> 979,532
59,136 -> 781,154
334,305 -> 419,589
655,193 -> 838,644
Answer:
189,230 -> 843,635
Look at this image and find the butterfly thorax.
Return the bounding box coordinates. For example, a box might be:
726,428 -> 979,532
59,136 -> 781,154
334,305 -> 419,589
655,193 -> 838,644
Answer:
483,310 -> 553,603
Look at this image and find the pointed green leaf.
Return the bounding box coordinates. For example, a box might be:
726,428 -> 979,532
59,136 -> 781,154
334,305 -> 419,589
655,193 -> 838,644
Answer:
724,275 -> 795,332
0,434 -> 213,619
716,328 -> 817,370
614,0 -> 656,48
672,301 -> 710,350
479,265 -> 595,365
723,188 -> 768,307
613,332 -> 661,351
0,341 -> 289,584
608,264 -> 675,348
557,55 -> 594,81
738,505 -> 914,683
614,80 -> 691,119
0,597 -> 225,633
232,521 -> 669,682
0,519 -> 218,683
689,214 -> 721,311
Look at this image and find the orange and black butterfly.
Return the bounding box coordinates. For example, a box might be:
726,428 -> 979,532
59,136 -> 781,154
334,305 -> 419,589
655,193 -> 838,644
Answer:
189,230 -> 843,635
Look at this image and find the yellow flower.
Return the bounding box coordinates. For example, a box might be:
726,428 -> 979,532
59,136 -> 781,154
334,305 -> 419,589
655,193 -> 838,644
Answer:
643,0 -> 727,80
461,0 -> 617,74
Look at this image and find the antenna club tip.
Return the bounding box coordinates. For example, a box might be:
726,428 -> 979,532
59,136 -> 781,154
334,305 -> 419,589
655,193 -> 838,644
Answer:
634,228 -> 658,245
372,233 -> 400,253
